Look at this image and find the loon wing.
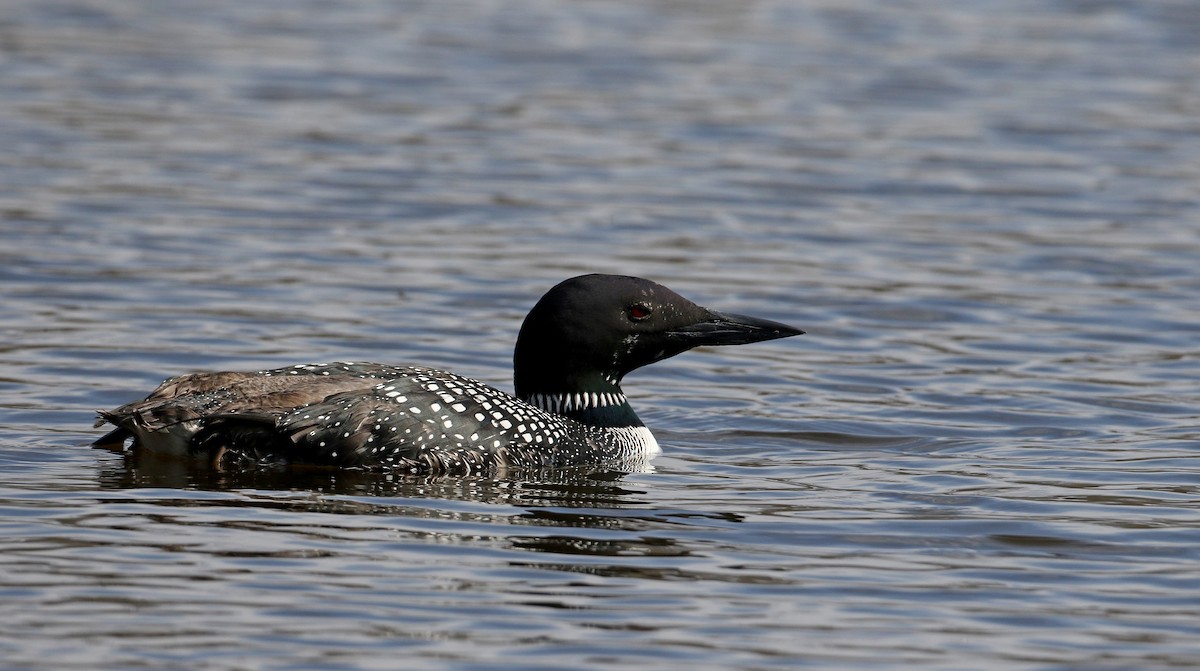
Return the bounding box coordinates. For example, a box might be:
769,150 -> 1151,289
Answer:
269,372 -> 573,473
96,363 -> 602,474
93,364 -> 407,454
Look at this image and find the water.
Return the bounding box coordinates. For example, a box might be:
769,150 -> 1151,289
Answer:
2,0 -> 1199,668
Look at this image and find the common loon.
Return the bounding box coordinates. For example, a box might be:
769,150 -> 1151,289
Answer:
94,274 -> 803,475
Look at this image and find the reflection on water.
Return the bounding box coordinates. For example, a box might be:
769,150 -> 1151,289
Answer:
96,446 -> 649,506
2,0 -> 1200,669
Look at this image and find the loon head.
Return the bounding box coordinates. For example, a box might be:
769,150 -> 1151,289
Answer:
513,274 -> 803,405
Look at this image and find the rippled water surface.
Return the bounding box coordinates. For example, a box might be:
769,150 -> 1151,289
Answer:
2,1 -> 1199,669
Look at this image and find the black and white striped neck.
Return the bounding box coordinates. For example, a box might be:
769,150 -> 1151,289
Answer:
525,390 -> 627,415
521,383 -> 642,429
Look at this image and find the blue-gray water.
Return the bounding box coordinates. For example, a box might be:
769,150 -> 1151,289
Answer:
2,1 -> 1199,669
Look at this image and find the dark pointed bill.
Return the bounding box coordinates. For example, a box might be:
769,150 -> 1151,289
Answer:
666,310 -> 804,346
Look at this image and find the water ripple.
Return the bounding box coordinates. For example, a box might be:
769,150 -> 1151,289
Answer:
2,0 -> 1200,669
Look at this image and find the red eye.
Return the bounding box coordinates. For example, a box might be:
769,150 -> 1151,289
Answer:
628,303 -> 652,321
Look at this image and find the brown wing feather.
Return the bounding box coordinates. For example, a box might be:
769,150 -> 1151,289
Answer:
94,367 -> 396,445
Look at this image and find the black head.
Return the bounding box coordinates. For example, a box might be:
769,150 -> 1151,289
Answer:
513,274 -> 802,398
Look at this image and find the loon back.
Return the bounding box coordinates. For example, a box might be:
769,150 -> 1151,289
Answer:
95,274 -> 803,475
